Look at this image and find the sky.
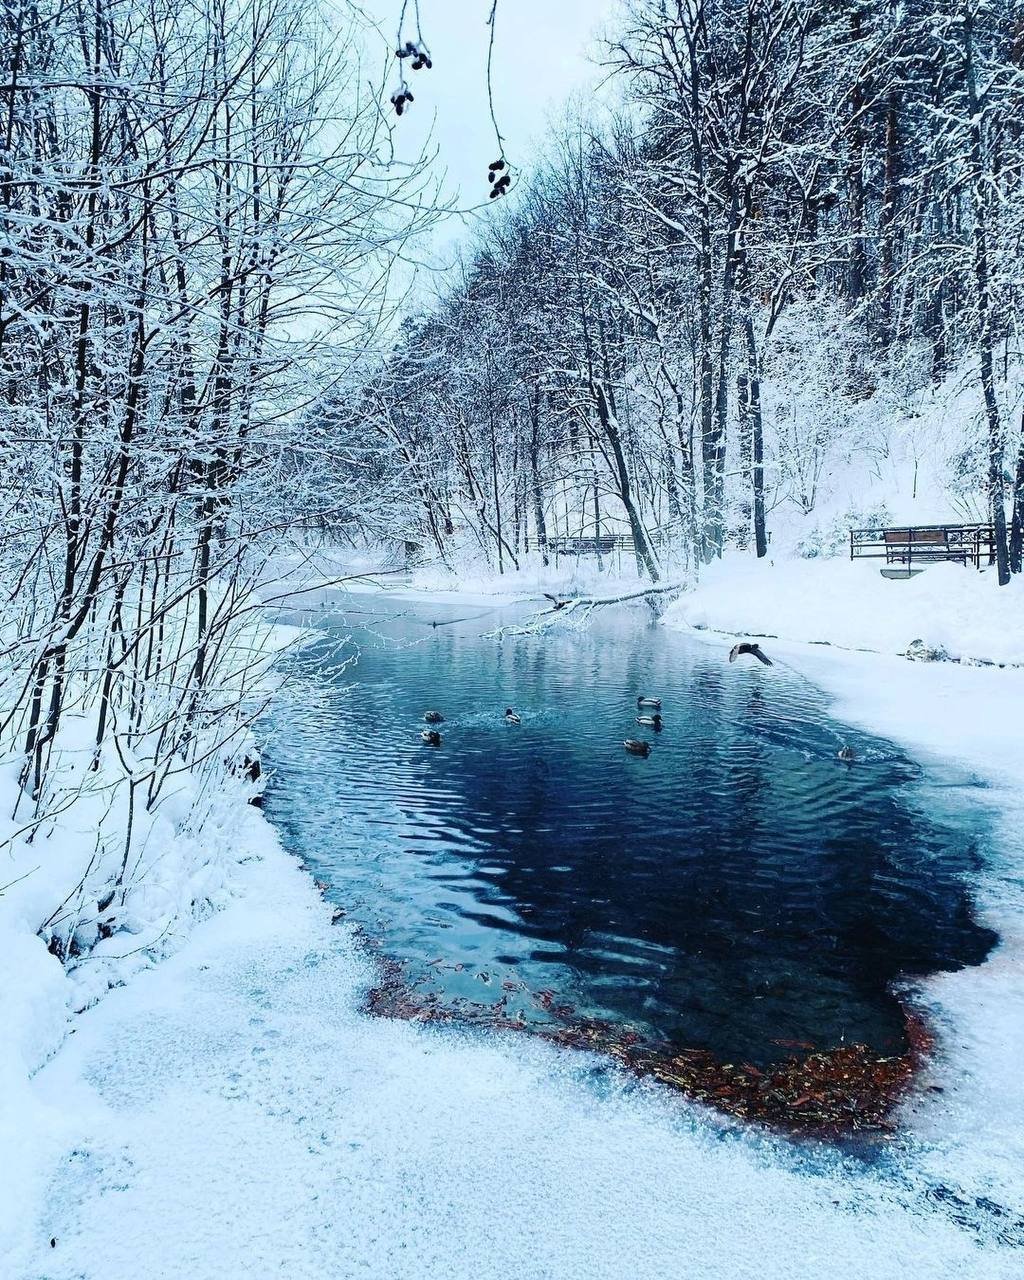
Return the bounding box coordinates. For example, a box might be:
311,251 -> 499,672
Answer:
358,0 -> 623,259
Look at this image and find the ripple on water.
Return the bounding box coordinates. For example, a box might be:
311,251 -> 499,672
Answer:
264,598 -> 998,1130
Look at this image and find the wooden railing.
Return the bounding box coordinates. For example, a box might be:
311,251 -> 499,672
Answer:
546,533 -> 633,557
545,518 -> 687,559
849,523 -> 996,570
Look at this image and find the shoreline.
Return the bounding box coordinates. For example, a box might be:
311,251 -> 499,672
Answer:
276,582 -> 1016,1147
662,605 -> 1024,1198
361,939 -> 936,1142
8,576 -> 1024,1277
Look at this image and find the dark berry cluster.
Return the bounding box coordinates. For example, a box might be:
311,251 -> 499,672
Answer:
390,87 -> 414,116
390,39 -> 432,116
396,40 -> 432,71
488,158 -> 510,200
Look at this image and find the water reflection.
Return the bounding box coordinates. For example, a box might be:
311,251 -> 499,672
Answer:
264,597 -> 996,1068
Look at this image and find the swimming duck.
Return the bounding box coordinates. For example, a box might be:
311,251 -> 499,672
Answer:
423,711 -> 445,724
728,642 -> 773,666
636,713 -> 663,730
637,696 -> 662,709
837,745 -> 856,763
421,729 -> 442,746
623,739 -> 652,757
504,707 -> 522,725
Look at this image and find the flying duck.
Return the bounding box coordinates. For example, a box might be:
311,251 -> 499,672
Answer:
504,707 -> 522,725
421,729 -> 442,746
729,642 -> 773,666
636,713 -> 663,729
623,739 -> 652,757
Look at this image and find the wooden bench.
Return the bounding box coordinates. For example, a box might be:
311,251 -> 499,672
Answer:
850,524 -> 996,573
884,528 -> 950,563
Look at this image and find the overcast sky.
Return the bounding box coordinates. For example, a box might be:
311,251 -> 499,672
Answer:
359,0 -> 622,258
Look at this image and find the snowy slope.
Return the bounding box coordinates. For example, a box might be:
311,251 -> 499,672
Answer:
672,557 -> 1024,666
7,817 -> 1022,1280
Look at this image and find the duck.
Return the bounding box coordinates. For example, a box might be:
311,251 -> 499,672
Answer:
837,745 -> 856,763
637,696 -> 662,709
504,707 -> 522,725
423,711 -> 445,724
421,729 -> 442,746
636,713 -> 663,730
728,641 -> 773,666
623,739 -> 652,757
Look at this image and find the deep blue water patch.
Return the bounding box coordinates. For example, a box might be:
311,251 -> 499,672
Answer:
264,597 -> 997,1071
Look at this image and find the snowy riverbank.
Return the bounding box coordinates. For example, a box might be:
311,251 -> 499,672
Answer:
0,617 -> 309,1272
671,557 -> 1024,667
7,771 -> 1024,1279
664,559 -> 1024,1207
4,562 -> 1024,1278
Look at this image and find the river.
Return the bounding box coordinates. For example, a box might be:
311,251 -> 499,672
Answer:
264,593 -> 996,1131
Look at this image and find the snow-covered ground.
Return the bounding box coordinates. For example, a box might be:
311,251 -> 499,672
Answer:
4,555 -> 1024,1279
664,556 -> 1024,1212
6,794 -> 1022,1280
0,617 -> 308,1275
265,541 -> 657,609
675,556 -> 1024,666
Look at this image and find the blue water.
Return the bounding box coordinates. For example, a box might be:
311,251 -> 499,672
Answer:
264,596 -> 996,1068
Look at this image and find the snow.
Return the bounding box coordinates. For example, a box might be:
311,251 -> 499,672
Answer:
673,556 -> 1024,666
0,745 -> 263,1272
0,615 -> 305,1274
4,564 -> 1024,1278
665,555 -> 1024,1210
7,816 -> 1023,1280
267,541 -> 657,611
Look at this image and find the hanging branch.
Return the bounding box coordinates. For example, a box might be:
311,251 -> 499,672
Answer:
391,0 -> 431,116
485,1 -> 511,199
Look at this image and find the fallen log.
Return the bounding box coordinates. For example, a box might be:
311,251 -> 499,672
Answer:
486,581 -> 687,637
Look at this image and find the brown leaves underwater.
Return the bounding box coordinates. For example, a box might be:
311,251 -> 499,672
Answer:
359,940 -> 933,1141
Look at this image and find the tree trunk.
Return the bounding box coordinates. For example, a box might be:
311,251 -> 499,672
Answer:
529,387 -> 549,566
878,86 -> 899,343
490,412 -> 504,575
963,4 -> 1009,583
708,181 -> 741,559
742,315 -> 767,558
595,384 -> 659,582
1008,413 -> 1024,574
846,10 -> 868,304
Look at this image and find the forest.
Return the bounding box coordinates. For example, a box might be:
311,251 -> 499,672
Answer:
4,5 -> 1024,1276
0,0 -> 432,854
349,0 -> 1024,586
1,0 -> 1022,976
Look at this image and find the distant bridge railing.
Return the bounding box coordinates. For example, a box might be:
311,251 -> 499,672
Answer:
849,523 -> 996,571
544,518 -> 688,559
546,533 -> 633,557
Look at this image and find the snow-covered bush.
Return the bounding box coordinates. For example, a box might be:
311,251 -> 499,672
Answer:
796,502 -> 894,559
